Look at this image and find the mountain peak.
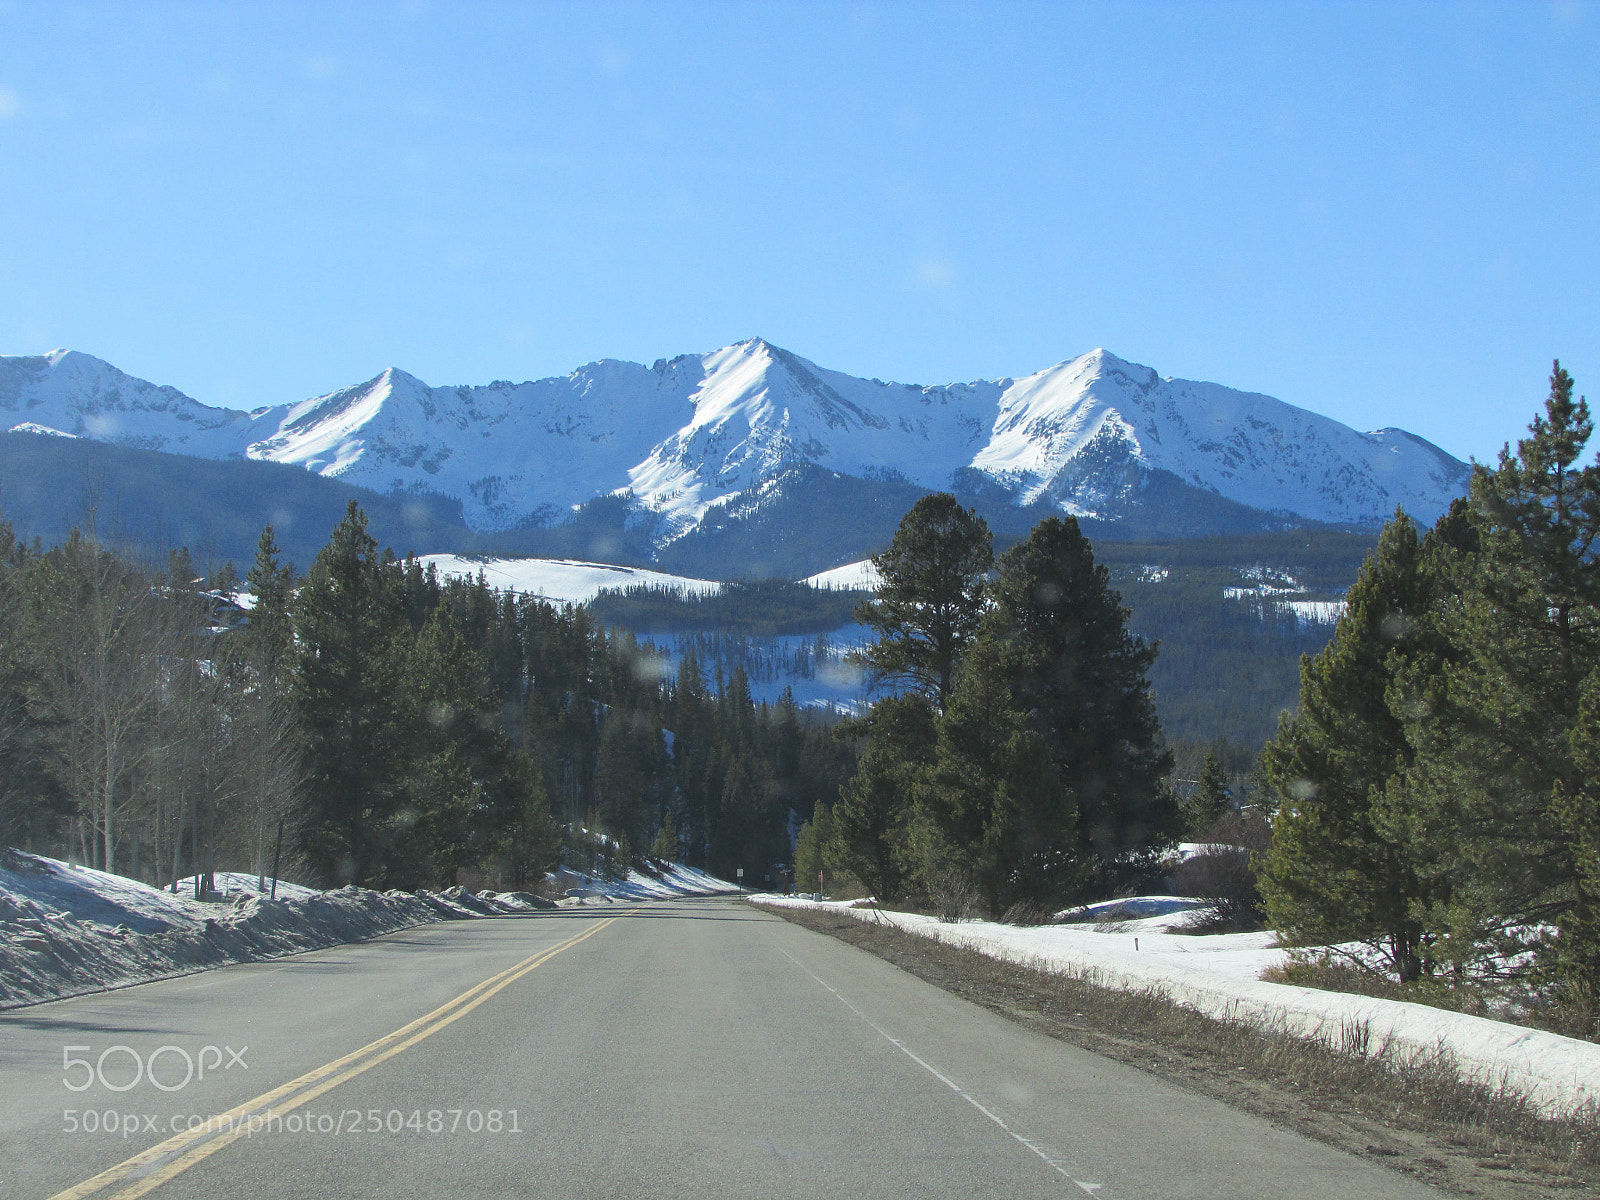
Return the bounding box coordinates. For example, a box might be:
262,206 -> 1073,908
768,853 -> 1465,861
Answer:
1,343 -> 1472,537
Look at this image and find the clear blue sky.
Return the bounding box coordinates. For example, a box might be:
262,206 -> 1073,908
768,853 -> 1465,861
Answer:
0,1 -> 1594,464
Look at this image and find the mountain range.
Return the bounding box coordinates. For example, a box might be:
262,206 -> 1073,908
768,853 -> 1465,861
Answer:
0,340 -> 1470,573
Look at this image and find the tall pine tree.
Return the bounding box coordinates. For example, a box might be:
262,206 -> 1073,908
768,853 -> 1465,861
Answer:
1260,510 -> 1444,981
987,517 -> 1175,868
1393,363 -> 1600,990
856,493 -> 992,709
292,502 -> 407,885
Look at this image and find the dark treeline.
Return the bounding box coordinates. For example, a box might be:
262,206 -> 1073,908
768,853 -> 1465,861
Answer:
1122,576 -> 1338,746
0,503 -> 856,892
1090,529 -> 1377,589
651,630 -> 856,689
1097,531 -> 1372,746
588,579 -> 865,636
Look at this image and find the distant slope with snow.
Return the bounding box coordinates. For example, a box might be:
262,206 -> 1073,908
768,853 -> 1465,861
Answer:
418,556 -> 722,606
803,559 -> 882,591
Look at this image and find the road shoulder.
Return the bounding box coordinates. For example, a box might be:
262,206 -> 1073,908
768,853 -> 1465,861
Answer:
754,901 -> 1592,1200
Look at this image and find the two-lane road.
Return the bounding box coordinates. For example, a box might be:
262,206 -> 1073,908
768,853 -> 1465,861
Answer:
0,898 -> 1447,1199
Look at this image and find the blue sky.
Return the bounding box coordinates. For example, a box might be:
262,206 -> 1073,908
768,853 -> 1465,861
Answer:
0,0 -> 1594,463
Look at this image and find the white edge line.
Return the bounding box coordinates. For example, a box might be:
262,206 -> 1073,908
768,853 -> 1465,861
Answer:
775,945 -> 1107,1196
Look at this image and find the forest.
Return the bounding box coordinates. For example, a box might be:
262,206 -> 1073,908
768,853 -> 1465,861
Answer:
0,508 -> 855,894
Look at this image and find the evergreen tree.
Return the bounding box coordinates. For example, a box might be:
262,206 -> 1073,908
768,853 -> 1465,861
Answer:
1259,511 -> 1443,980
493,750 -> 559,890
920,631 -> 1083,914
832,694 -> 935,901
244,525 -> 295,685
1183,751 -> 1232,836
166,546 -> 199,589
1393,363 -> 1600,989
988,517 -> 1176,867
650,809 -> 680,862
292,502 -> 406,885
856,493 -> 992,709
593,709 -> 654,856
793,800 -> 834,894
0,524 -> 69,848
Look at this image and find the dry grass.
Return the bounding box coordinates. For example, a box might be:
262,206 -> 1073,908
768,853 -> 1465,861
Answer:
758,900 -> 1600,1199
1265,955 -> 1600,1044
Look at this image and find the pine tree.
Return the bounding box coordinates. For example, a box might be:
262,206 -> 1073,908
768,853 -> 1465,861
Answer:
1259,511 -> 1442,980
650,809 -> 680,862
1551,671 -> 1600,1023
0,525 -> 68,849
856,493 -> 992,709
920,630 -> 1082,914
1184,751 -> 1232,836
987,517 -> 1175,867
593,710 -> 651,855
793,800 -> 834,894
832,694 -> 935,902
244,525 -> 294,686
292,502 -> 407,885
1393,363 -> 1600,989
166,546 -> 199,589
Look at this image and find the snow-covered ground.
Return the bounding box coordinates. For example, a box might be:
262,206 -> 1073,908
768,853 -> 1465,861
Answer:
417,555 -> 722,606
412,556 -> 720,604
0,851 -> 733,1008
752,894 -> 1600,1119
803,559 -> 881,591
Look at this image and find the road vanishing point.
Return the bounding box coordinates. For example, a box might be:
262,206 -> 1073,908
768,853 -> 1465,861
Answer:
0,897 -> 1448,1199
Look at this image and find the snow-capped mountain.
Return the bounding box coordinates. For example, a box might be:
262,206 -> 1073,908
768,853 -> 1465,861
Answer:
0,350 -> 277,456
1,339 -> 1470,543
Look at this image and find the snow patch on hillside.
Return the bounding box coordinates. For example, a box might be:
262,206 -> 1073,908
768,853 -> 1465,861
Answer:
417,555 -> 722,606
802,559 -> 882,591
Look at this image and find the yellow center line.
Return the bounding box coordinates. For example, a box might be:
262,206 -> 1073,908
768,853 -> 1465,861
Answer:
47,916 -> 618,1200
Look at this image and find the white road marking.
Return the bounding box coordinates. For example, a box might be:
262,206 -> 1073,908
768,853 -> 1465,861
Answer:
777,946 -> 1113,1197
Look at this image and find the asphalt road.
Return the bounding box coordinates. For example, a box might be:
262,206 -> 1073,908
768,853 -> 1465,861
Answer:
0,897 -> 1449,1200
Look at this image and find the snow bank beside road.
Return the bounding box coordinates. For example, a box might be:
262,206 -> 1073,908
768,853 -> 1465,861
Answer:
0,851 -> 738,1009
754,895 -> 1600,1119
0,853 -> 462,1009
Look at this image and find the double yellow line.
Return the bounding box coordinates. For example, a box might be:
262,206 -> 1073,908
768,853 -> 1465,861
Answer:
48,916 -> 618,1200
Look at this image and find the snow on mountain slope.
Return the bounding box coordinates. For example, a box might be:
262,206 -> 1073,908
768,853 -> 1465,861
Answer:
970,349 -> 1469,525
0,340 -> 1471,538
245,358 -> 698,529
0,350 -> 276,455
418,555 -> 721,605
628,339 -> 1000,532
